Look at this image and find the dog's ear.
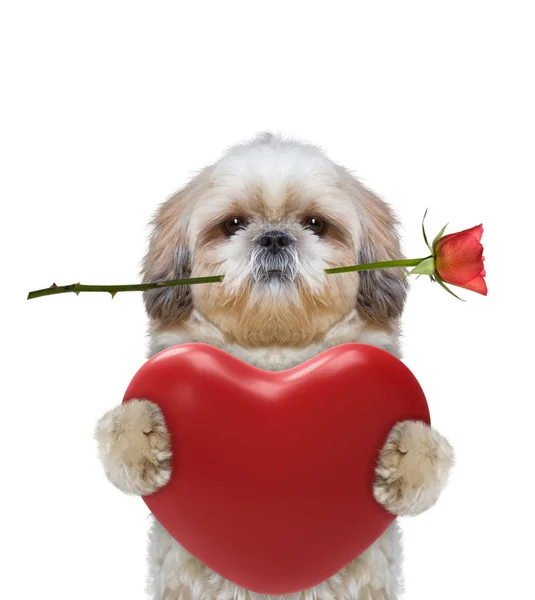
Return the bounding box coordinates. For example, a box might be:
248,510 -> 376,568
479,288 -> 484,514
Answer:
141,183 -> 197,324
340,171 -> 408,323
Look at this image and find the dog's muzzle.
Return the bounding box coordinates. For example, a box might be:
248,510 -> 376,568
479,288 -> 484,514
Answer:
252,230 -> 298,282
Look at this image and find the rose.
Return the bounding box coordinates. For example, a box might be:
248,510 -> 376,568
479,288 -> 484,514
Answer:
434,224 -> 487,296
405,211 -> 487,299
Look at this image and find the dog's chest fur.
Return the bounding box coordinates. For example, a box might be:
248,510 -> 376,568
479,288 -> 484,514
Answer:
148,309 -> 401,369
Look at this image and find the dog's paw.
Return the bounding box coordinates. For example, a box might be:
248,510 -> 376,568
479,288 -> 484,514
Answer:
95,399 -> 172,496
373,420 -> 454,516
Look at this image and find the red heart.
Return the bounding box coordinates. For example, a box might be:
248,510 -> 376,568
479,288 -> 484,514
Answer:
123,342 -> 430,594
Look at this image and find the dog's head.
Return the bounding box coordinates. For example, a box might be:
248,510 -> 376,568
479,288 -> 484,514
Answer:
142,133 -> 407,346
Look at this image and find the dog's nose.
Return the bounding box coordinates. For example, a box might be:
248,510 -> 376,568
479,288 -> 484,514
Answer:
258,230 -> 292,254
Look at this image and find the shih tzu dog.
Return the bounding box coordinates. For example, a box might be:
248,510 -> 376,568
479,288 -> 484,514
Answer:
96,133 -> 454,600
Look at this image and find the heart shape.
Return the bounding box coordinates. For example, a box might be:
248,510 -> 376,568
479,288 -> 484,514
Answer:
123,342 -> 430,594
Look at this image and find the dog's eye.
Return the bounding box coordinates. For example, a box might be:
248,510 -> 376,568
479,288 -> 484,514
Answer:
303,217 -> 327,236
222,217 -> 247,236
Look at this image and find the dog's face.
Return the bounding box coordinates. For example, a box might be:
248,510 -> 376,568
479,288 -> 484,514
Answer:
142,134 -> 407,346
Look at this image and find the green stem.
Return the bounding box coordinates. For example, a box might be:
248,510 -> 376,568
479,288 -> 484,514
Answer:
27,276 -> 225,300
27,258 -> 430,300
325,258 -> 428,274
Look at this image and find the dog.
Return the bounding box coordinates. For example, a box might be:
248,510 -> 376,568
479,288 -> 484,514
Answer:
95,132 -> 454,599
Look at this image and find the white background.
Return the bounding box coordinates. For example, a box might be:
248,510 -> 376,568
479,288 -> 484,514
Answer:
2,1 -> 534,598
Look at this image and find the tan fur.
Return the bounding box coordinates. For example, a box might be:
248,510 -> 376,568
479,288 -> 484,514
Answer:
95,133 -> 454,599
95,399 -> 172,496
141,166 -> 215,324
337,169 -> 408,323
194,271 -> 357,347
187,178 -> 361,346
373,420 -> 454,517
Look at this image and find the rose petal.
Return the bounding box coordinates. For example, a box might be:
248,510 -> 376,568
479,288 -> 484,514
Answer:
436,235 -> 484,285
465,224 -> 483,242
459,275 -> 488,295
436,223 -> 484,247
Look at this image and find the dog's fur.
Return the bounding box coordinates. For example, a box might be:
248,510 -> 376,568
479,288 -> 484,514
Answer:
96,133 -> 454,599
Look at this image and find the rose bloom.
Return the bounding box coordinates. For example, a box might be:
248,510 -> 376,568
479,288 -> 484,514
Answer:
434,224 -> 487,295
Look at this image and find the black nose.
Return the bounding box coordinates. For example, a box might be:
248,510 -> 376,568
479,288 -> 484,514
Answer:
258,230 -> 292,254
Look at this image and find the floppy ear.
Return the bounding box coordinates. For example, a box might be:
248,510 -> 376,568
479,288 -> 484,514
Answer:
141,185 -> 195,324
340,171 -> 408,323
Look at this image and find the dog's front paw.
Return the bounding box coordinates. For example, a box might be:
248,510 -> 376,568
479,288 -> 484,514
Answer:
95,399 -> 172,496
373,420 -> 454,516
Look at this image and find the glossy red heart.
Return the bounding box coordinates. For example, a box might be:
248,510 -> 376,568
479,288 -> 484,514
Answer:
122,342 -> 430,594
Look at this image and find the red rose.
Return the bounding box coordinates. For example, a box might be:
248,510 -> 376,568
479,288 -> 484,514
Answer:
434,224 -> 487,295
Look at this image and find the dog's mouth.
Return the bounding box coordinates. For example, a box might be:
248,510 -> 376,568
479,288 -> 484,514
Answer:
253,268 -> 296,284
251,247 -> 299,284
